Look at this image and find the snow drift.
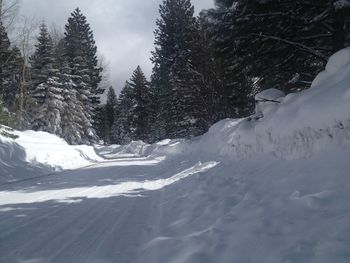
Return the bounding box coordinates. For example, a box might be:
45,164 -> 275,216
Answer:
0,127 -> 102,184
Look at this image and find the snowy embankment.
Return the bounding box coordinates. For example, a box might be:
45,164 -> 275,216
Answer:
195,48 -> 350,159
0,128 -> 103,184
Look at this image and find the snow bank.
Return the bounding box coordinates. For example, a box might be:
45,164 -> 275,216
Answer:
193,48 -> 350,159
107,49 -> 350,161
0,127 -> 103,183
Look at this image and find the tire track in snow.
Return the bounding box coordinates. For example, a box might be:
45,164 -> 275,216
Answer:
0,195 -> 106,262
0,185 -> 101,238
49,199 -> 139,263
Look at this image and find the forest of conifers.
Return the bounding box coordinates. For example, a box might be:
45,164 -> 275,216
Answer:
1,0 -> 349,144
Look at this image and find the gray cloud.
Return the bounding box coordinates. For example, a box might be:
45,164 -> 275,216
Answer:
19,0 -> 214,94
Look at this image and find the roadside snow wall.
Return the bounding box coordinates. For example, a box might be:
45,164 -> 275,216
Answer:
195,48 -> 350,159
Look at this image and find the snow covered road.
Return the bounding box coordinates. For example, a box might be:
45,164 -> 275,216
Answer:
1,147 -> 350,263
0,155 -> 219,263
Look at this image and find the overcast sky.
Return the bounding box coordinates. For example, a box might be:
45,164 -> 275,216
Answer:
19,0 -> 214,94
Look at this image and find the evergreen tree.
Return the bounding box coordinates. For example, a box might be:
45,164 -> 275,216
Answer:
64,8 -> 103,143
205,0 -> 350,115
31,77 -> 64,135
151,0 -> 215,139
100,86 -> 118,143
110,83 -> 133,144
29,22 -> 63,134
110,67 -> 152,144
29,22 -> 57,103
147,78 -> 163,143
127,66 -> 151,142
192,14 -> 225,123
60,71 -> 85,145
6,46 -> 23,110
105,86 -> 118,131
65,8 -> 103,105
0,21 -> 22,111
94,105 -> 106,143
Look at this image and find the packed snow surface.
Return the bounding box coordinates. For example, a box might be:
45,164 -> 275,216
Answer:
0,48 -> 350,262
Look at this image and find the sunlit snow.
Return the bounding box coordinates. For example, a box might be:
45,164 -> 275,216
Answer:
0,161 -> 219,206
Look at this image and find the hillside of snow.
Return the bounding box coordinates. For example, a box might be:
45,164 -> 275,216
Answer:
0,48 -> 350,262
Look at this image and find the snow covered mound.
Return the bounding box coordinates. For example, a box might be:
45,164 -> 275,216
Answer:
0,127 -> 103,184
195,48 -> 350,159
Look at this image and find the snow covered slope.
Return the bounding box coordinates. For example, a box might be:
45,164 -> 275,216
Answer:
0,127 -> 103,184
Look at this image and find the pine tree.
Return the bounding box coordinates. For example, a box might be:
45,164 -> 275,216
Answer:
94,86 -> 118,144
101,86 -> 118,143
0,21 -> 22,111
151,0 -> 214,139
65,9 -> 103,105
110,83 -> 133,144
192,14 -> 225,123
29,22 -> 57,103
28,22 -> 62,134
5,47 -> 23,110
60,71 -> 85,145
110,67 -> 152,144
205,0 -> 350,109
147,78 -> 163,143
64,8 -> 103,144
94,105 -> 108,143
105,87 -> 118,131
127,66 -> 151,142
31,77 -> 64,135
